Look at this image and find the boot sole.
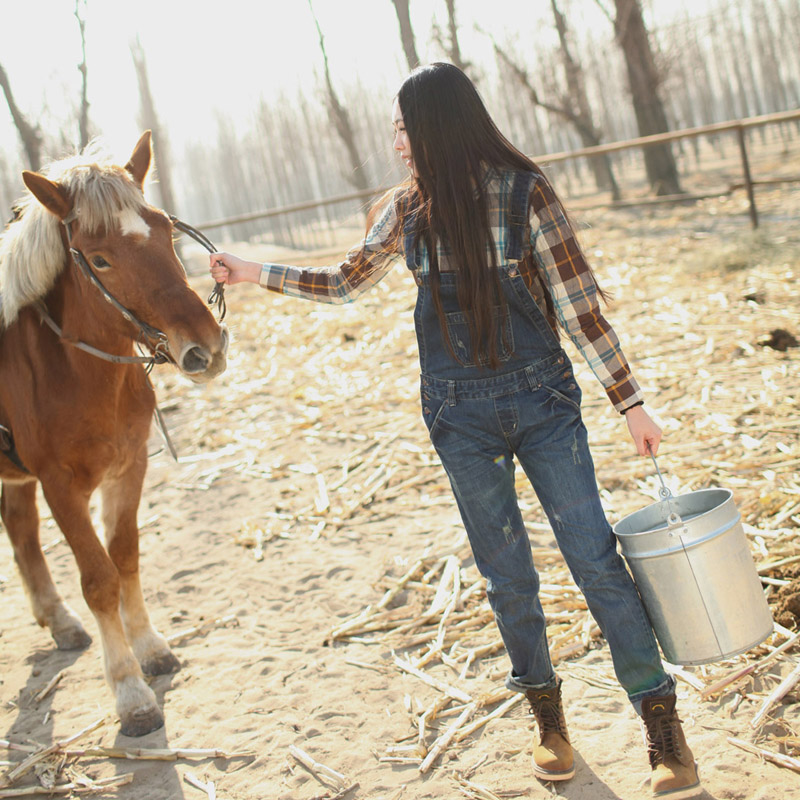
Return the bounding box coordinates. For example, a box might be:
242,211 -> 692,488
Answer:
533,765 -> 575,782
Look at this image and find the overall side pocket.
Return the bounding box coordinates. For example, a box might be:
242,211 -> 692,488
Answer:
421,395 -> 449,439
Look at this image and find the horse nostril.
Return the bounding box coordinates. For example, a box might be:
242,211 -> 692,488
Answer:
181,345 -> 210,374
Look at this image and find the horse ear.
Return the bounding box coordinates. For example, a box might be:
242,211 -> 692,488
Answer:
22,171 -> 73,220
125,130 -> 152,188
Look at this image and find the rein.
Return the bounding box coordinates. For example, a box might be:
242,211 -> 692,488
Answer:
170,216 -> 226,321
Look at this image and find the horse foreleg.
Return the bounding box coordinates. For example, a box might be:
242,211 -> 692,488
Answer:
1,480 -> 91,649
40,476 -> 163,737
101,459 -> 179,677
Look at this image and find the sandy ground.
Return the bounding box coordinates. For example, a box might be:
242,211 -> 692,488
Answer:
1,189 -> 799,800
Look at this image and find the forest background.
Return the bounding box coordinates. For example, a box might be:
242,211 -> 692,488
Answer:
1,0 -> 798,248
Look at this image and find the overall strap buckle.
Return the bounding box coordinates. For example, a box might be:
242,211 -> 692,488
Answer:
524,364 -> 540,391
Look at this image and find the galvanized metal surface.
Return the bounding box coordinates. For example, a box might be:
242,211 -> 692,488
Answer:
614,488 -> 774,665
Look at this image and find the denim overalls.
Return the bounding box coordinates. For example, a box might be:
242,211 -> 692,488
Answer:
403,170 -> 672,711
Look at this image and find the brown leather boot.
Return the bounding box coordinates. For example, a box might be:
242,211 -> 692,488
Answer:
641,694 -> 701,798
525,679 -> 574,781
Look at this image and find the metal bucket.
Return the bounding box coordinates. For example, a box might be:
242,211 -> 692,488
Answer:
613,462 -> 773,666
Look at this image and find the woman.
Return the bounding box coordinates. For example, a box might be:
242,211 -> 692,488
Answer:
210,63 -> 700,799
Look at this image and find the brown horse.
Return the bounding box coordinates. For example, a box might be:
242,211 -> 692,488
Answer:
0,132 -> 228,736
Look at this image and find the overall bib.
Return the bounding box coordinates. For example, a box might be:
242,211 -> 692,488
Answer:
404,170 -> 671,708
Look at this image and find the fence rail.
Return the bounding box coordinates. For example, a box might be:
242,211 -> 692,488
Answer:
196,108 -> 800,234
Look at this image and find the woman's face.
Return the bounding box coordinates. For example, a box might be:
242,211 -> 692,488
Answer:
392,97 -> 416,176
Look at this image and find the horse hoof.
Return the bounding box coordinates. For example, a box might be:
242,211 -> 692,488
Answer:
119,706 -> 164,737
140,650 -> 181,676
53,626 -> 92,651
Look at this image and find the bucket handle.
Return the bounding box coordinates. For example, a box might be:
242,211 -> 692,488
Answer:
648,445 -> 684,531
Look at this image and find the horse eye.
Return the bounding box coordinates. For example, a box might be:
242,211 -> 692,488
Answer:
92,256 -> 111,269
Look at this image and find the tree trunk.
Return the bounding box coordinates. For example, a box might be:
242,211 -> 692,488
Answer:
753,0 -> 788,113
130,39 -> 178,216
613,0 -> 682,195
0,153 -> 15,220
432,0 -> 469,74
707,18 -> 739,121
0,63 -> 42,171
443,0 -> 468,73
735,1 -> 763,116
308,1 -> 370,195
551,0 -> 620,200
255,102 -> 298,249
391,0 -> 420,71
75,0 -> 90,149
492,41 -> 619,199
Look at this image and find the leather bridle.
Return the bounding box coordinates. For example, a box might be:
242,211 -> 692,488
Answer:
35,210 -> 226,371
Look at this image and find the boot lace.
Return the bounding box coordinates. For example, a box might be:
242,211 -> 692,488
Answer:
644,712 -> 683,768
529,692 -> 569,739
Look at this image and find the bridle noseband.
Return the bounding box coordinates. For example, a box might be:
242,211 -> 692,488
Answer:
35,209 -> 226,371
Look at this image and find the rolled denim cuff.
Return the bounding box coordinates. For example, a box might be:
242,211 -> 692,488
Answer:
629,674 -> 677,717
505,670 -> 559,694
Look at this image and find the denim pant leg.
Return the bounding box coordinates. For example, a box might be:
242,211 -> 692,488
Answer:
513,386 -> 673,709
428,398 -> 557,690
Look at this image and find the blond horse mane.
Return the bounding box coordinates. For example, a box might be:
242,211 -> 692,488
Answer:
0,141 -> 148,328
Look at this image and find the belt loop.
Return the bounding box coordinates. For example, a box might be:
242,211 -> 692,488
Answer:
524,364 -> 539,391
447,380 -> 457,407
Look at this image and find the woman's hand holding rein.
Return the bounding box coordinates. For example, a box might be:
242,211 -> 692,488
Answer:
209,252 -> 261,286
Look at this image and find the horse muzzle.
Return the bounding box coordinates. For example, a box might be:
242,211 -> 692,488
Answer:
177,325 -> 229,382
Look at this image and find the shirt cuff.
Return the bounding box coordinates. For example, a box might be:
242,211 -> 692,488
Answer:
606,374 -> 645,414
258,263 -> 271,288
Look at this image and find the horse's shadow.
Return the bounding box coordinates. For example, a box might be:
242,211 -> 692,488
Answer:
4,643 -> 184,799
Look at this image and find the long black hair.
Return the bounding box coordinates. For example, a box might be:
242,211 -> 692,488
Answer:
367,62 -> 601,367
401,62 -> 541,367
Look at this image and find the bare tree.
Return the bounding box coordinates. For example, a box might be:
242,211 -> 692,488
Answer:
75,0 -> 90,149
432,0 -> 470,73
486,30 -> 620,200
550,0 -> 620,199
391,0 -> 420,71
130,38 -> 178,215
603,0 -> 682,195
308,0 -> 370,194
0,63 -> 42,171
0,152 -> 16,219
752,0 -> 789,112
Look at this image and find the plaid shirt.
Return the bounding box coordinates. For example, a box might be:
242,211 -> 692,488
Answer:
259,169 -> 644,413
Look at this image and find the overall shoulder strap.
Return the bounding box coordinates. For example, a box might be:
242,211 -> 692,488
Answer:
399,191 -> 422,271
505,171 -> 536,262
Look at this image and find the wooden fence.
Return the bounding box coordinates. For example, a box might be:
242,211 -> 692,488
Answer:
196,108 -> 800,235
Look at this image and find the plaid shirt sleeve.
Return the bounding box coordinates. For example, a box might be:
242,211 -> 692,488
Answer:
528,173 -> 645,413
258,196 -> 402,304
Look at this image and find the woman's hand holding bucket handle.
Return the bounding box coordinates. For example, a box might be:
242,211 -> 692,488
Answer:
625,405 -> 662,456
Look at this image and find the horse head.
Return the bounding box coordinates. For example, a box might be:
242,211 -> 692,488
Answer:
19,131 -> 228,382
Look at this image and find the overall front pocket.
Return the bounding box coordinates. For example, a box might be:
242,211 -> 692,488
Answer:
445,307 -> 514,367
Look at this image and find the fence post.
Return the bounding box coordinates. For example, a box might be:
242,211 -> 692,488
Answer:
736,125 -> 759,229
